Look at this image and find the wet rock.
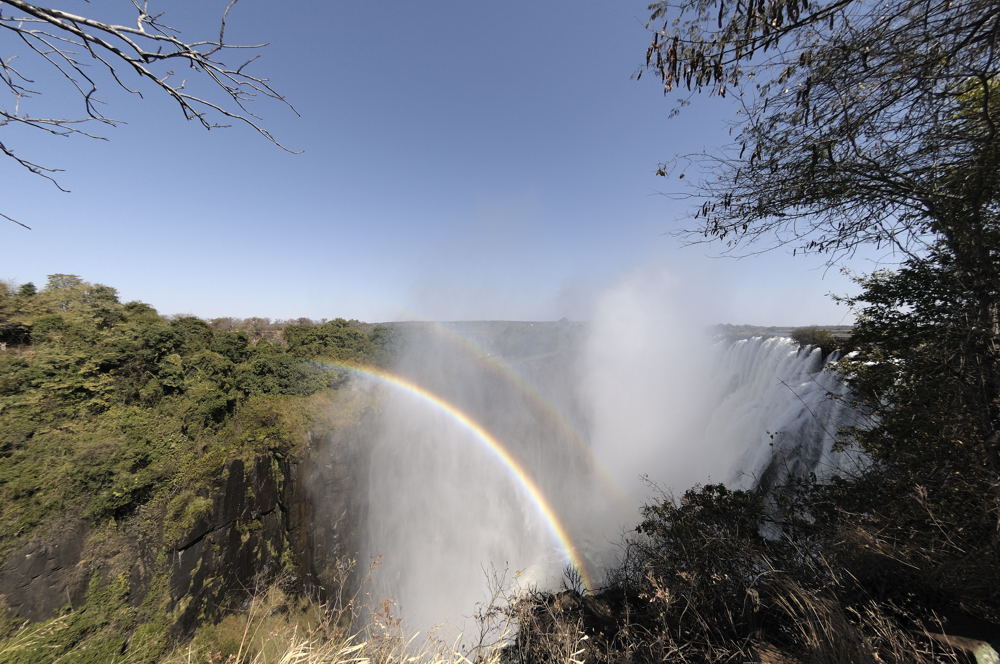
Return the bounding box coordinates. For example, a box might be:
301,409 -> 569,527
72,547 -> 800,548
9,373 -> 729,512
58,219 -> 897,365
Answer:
0,415 -> 366,639
168,456 -> 293,633
0,519 -> 90,620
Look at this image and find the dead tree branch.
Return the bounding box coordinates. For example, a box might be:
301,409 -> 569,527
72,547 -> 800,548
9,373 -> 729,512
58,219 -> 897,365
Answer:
0,0 -> 297,228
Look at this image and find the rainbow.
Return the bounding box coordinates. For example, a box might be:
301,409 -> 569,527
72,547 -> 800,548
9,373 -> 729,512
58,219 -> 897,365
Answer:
316,358 -> 594,592
418,321 -> 626,503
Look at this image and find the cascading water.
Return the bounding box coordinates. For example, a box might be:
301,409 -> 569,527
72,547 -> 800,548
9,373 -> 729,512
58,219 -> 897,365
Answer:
360,322 -> 602,636
356,317 -> 861,635
704,336 -> 865,490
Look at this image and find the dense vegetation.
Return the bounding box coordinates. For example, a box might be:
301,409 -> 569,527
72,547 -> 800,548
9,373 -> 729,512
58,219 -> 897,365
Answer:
0,274 -> 389,663
505,0 -> 1000,659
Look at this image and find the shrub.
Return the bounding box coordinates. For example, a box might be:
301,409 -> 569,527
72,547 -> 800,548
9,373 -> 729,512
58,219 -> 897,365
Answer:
790,326 -> 841,356
511,481 -> 970,663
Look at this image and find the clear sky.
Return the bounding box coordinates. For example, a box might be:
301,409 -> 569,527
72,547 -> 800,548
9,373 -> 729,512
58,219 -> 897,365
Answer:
0,0 -> 876,325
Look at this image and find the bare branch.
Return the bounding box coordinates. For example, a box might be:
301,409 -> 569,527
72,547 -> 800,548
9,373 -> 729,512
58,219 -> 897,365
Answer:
644,0 -> 1000,261
0,0 -> 298,229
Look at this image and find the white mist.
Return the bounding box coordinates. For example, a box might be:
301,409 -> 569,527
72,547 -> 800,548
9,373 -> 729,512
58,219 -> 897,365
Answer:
352,270 -> 858,636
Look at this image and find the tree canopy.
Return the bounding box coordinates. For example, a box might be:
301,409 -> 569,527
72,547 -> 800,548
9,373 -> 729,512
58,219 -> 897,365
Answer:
0,275 -> 387,539
644,0 -> 999,258
638,0 -> 1000,642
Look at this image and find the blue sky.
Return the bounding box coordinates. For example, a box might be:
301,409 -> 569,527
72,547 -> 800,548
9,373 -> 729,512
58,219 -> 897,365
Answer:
0,0 -> 873,324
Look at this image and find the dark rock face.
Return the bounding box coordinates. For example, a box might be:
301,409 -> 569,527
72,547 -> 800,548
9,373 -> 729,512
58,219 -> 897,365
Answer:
166,437 -> 366,633
0,519 -> 90,621
0,426 -> 366,636
168,455 -> 290,632
294,421 -> 370,597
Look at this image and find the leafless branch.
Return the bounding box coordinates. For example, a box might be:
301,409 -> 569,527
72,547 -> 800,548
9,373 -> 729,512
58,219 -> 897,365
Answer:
0,0 -> 297,229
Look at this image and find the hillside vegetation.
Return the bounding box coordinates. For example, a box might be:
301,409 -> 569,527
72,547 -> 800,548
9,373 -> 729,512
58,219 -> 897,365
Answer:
0,275 -> 389,663
1,270 -> 998,663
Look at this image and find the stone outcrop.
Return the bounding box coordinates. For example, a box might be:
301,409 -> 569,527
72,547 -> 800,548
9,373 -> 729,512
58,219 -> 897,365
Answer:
0,423 -> 366,636
168,455 -> 292,632
927,633 -> 1000,664
0,519 -> 90,621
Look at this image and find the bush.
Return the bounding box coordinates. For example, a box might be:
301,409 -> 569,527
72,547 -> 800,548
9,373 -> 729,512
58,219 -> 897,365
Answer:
510,481 -> 973,663
790,326 -> 841,356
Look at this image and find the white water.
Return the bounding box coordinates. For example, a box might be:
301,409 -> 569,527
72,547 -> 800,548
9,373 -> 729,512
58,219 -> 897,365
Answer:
704,337 -> 864,490
360,323 -> 596,637
355,293 -> 861,635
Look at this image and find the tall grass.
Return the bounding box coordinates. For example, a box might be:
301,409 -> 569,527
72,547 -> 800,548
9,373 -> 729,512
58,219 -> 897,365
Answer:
154,562 -> 516,664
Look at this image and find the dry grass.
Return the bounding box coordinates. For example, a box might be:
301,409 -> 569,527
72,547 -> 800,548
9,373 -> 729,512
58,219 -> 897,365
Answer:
769,578 -> 961,664
0,615 -> 71,662
156,562 -> 514,664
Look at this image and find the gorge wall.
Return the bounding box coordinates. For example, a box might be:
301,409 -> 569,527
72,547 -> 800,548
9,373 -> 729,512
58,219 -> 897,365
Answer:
0,429 -> 366,636
0,321 -> 857,645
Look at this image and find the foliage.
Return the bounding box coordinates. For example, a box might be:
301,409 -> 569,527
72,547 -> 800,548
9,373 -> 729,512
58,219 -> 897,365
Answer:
283,319 -> 376,360
644,0 -> 999,258
0,274 -> 390,659
789,326 -> 841,356
0,274 -> 389,543
834,244 -> 1000,617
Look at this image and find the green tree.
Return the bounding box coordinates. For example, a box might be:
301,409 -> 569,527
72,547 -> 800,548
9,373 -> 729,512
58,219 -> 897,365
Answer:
842,248 -> 993,469
283,318 -> 374,360
639,0 -> 1000,631
643,0 -> 1000,474
828,247 -> 1000,615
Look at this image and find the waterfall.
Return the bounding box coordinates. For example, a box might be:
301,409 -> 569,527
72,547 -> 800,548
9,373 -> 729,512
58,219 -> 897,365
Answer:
704,336 -> 864,490
353,323 -> 860,635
